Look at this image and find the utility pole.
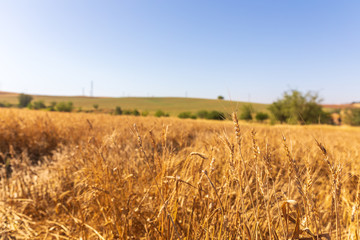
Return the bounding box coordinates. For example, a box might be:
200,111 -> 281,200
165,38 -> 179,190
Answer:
90,81 -> 93,97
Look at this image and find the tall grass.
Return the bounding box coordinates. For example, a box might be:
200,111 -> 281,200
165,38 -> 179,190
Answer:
0,108 -> 360,239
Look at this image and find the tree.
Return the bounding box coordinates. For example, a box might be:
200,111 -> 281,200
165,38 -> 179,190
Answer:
218,95 -> 224,100
178,112 -> 197,119
206,111 -> 225,120
240,104 -> 253,121
197,110 -> 209,119
32,100 -> 46,110
255,112 -> 269,122
269,90 -> 331,124
141,110 -> 149,117
155,110 -> 169,117
344,108 -> 360,126
55,102 -> 74,112
114,106 -> 123,115
48,102 -> 57,111
18,94 -> 33,108
132,109 -> 140,116
123,109 -> 132,115
93,104 -> 99,110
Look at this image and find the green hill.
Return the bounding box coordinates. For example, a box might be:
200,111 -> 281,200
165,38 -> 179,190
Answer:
0,92 -> 269,116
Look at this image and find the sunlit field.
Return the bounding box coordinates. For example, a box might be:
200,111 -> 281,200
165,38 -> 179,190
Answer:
1,108 -> 360,239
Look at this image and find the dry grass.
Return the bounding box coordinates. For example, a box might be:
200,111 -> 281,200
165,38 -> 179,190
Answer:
0,108 -> 360,239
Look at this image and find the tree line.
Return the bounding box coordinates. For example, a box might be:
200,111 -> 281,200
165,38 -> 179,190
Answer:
3,92 -> 360,125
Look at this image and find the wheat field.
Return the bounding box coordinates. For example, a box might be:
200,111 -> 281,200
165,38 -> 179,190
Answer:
1,108 -> 360,239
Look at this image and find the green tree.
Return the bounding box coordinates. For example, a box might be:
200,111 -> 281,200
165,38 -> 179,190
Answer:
255,112 -> 269,122
114,106 -> 122,115
178,112 -> 197,119
344,108 -> 360,126
18,93 -> 33,108
206,111 -> 225,120
32,100 -> 46,110
218,95 -> 224,100
239,104 -> 253,121
132,109 -> 140,116
55,102 -> 74,112
93,104 -> 99,110
155,110 -> 169,117
269,90 -> 331,124
197,110 -> 209,119
141,110 -> 149,117
123,109 -> 132,115
48,101 -> 57,111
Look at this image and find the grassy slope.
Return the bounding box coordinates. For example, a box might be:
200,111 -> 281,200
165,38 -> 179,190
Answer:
0,92 -> 269,116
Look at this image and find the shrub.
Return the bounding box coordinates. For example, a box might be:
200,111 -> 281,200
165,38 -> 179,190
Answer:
197,110 -> 209,119
32,100 -> 46,110
47,102 -> 57,111
206,111 -> 225,120
123,109 -> 132,115
240,104 -> 253,121
344,108 -> 360,126
196,110 -> 225,120
4,102 -> 12,108
269,90 -> 331,124
155,110 -> 169,117
93,104 -> 99,110
141,110 -> 149,117
178,112 -> 197,119
218,95 -> 224,100
18,93 -> 33,108
114,106 -> 122,115
132,109 -> 140,116
55,102 -> 74,112
255,112 -> 269,122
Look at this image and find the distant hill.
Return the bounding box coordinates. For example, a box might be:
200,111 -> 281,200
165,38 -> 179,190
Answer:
0,92 -> 269,116
322,103 -> 360,109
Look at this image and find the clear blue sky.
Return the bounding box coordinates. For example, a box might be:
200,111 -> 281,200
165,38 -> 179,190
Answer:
0,1 -> 359,103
